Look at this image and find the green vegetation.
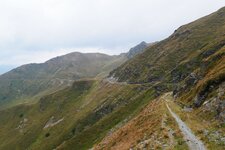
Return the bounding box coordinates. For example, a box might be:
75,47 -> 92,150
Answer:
0,79 -> 156,150
0,6 -> 225,150
111,7 -> 225,84
0,52 -> 127,109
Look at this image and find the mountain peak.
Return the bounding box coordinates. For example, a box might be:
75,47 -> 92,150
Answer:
126,41 -> 148,58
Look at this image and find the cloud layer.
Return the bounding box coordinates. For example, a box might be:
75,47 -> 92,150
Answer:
0,0 -> 225,72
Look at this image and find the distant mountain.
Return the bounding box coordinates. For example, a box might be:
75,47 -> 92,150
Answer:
0,41 -> 148,108
126,41 -> 148,58
0,52 -> 127,108
2,53 -> 115,79
0,65 -> 14,75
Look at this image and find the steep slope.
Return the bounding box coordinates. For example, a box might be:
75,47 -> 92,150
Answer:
109,6 -> 225,122
175,45 -> 225,122
0,79 -> 158,150
95,93 -> 225,150
95,96 -> 189,150
100,7 -> 225,149
110,7 -> 225,84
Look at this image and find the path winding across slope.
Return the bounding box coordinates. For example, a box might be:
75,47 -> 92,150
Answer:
166,103 -> 206,150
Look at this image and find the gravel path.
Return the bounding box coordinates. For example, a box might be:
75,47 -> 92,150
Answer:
166,103 -> 206,150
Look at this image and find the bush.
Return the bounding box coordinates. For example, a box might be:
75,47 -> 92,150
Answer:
45,133 -> 50,138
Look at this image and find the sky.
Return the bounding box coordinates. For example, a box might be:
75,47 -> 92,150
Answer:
0,0 -> 225,74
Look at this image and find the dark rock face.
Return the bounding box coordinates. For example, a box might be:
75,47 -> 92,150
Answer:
126,41 -> 148,59
201,40 -> 225,58
193,94 -> 208,108
153,84 -> 168,97
202,82 -> 225,122
194,74 -> 225,108
186,73 -> 199,86
172,29 -> 191,39
173,72 -> 199,98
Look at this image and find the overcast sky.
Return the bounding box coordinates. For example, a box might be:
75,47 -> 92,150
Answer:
0,0 -> 225,74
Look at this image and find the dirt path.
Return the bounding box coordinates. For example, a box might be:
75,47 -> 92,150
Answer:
166,103 -> 206,150
104,77 -> 127,85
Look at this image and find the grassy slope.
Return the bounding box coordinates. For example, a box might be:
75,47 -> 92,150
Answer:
50,7 -> 225,149
0,80 -> 95,150
166,94 -> 225,149
100,7 -> 225,149
109,5 -> 225,127
0,53 -> 127,109
179,46 -> 225,105
111,7 -> 225,84
0,6 -> 225,150
95,92 -> 225,150
0,79 -> 158,150
59,86 -> 156,150
94,95 -> 188,150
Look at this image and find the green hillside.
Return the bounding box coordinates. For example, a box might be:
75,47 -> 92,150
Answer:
0,40 -> 149,109
110,7 -> 225,84
100,7 -> 225,149
0,6 -> 224,150
0,52 -> 127,109
0,79 -> 158,150
109,7 -> 225,119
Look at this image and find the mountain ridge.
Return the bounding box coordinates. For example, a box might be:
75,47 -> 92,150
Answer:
110,6 -> 225,84
0,6 -> 224,150
0,42 -> 148,108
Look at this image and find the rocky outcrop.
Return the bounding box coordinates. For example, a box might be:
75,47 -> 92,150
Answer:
173,72 -> 199,98
194,74 -> 225,107
202,82 -> 225,122
44,116 -> 64,129
126,41 -> 148,59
